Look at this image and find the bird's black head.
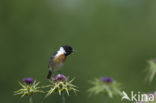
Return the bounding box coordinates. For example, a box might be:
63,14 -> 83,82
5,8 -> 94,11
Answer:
62,45 -> 74,56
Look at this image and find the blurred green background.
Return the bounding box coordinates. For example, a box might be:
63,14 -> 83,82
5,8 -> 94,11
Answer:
0,0 -> 156,103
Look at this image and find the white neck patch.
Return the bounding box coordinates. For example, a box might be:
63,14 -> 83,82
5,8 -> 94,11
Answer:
56,47 -> 66,56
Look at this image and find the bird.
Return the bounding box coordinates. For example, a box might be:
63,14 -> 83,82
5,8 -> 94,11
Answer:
47,45 -> 75,79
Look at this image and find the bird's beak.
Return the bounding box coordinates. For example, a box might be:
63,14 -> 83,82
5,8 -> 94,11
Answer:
72,49 -> 75,52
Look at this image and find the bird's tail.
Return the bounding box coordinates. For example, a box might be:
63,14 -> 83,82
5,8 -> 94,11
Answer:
47,70 -> 53,79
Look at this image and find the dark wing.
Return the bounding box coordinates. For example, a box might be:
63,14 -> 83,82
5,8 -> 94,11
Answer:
48,52 -> 57,68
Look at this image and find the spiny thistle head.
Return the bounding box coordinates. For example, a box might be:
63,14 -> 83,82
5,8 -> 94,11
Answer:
14,78 -> 44,97
146,59 -> 156,82
88,77 -> 122,98
45,74 -> 78,97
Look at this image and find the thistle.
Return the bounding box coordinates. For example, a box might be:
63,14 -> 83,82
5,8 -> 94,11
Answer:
88,77 -> 122,103
14,78 -> 44,103
146,59 -> 156,82
45,74 -> 78,103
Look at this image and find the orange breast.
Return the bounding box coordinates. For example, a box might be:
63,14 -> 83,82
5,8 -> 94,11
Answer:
53,54 -> 66,64
51,54 -> 66,71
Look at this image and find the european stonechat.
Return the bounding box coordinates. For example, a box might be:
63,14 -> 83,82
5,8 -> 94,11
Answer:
47,45 -> 74,79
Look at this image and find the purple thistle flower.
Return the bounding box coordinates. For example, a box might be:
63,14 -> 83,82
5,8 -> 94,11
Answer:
23,78 -> 34,85
101,77 -> 113,83
53,74 -> 67,82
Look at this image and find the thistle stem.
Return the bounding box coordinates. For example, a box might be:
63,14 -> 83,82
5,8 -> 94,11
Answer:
61,93 -> 65,103
29,96 -> 33,103
103,94 -> 107,103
